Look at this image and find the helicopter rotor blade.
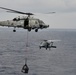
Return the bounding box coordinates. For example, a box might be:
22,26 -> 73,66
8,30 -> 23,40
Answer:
0,7 -> 34,15
46,12 -> 56,14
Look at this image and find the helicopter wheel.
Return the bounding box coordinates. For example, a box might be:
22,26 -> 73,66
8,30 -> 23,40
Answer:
35,29 -> 38,32
46,48 -> 47,50
39,46 -> 41,49
13,29 -> 16,32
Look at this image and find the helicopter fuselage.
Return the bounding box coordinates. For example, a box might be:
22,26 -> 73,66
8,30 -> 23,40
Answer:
39,41 -> 56,50
0,16 -> 49,32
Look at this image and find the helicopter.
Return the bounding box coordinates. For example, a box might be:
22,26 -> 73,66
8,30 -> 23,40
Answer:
39,40 -> 60,50
0,7 -> 52,32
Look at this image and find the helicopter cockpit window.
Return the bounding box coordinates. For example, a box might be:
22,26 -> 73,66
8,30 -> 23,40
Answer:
39,20 -> 45,25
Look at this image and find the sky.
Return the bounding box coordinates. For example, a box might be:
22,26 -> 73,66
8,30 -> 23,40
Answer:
0,0 -> 76,29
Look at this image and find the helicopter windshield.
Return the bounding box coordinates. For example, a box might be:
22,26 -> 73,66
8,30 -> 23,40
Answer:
38,20 -> 45,25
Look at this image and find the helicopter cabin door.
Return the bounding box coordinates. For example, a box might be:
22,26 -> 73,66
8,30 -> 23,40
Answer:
24,18 -> 29,29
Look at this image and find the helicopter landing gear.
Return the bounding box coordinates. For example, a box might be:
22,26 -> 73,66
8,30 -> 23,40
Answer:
35,29 -> 38,32
13,29 -> 16,32
13,27 -> 16,32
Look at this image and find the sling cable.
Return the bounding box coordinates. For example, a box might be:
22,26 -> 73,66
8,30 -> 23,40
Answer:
21,30 -> 29,74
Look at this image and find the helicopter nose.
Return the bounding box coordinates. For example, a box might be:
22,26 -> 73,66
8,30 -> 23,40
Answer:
47,25 -> 49,28
48,25 -> 49,27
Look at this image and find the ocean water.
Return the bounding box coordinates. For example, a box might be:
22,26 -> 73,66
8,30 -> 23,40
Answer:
0,28 -> 76,75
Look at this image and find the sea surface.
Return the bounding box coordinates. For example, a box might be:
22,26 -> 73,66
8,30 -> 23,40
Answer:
0,28 -> 76,75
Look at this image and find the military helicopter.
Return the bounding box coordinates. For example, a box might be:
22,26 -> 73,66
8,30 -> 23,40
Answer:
39,40 -> 60,50
0,7 -> 52,32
